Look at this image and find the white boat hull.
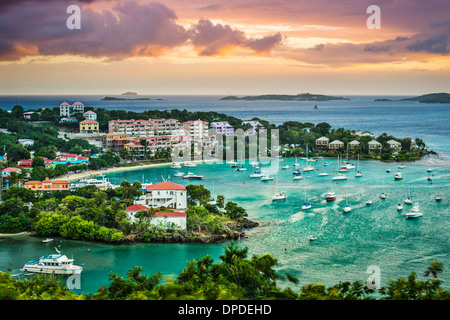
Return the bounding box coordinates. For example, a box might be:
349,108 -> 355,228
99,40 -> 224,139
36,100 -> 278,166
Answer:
22,265 -> 82,275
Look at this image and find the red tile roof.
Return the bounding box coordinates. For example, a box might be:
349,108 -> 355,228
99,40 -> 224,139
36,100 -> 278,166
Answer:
154,212 -> 186,217
146,182 -> 186,191
126,204 -> 149,212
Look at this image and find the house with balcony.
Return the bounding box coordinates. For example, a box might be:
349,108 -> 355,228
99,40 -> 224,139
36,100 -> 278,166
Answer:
134,181 -> 187,210
329,140 -> 344,150
60,101 -> 85,117
368,140 -> 382,153
315,136 -> 330,149
79,119 -> 99,134
210,121 -> 235,136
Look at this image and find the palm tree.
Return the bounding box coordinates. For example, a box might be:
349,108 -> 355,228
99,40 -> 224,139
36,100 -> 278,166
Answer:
423,261 -> 444,278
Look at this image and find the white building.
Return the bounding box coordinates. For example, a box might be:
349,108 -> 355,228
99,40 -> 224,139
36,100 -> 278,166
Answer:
134,181 -> 187,210
125,203 -> 187,229
329,140 -> 344,150
60,101 -> 85,117
368,140 -> 382,153
83,110 -> 97,121
315,136 -> 329,149
349,140 -> 360,151
241,120 -> 265,136
210,121 -> 234,136
387,139 -> 402,152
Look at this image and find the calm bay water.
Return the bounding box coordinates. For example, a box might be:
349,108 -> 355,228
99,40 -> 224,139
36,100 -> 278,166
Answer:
0,95 -> 449,294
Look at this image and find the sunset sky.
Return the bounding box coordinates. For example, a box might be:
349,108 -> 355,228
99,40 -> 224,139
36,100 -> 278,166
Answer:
1,0 -> 449,95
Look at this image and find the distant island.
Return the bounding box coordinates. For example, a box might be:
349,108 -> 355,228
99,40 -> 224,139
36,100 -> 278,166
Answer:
121,92 -> 138,96
374,93 -> 450,103
220,93 -> 350,101
101,96 -> 164,101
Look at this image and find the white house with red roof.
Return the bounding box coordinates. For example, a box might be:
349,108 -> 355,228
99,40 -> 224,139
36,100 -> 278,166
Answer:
83,110 -> 97,121
125,203 -> 187,229
134,181 -> 187,210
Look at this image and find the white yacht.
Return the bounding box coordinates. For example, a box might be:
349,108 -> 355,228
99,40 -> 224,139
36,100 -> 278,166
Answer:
366,200 -> 373,205
398,164 -> 406,169
293,176 -> 303,180
272,192 -> 287,201
22,248 -> 83,275
182,172 -> 203,180
249,167 -> 264,178
281,165 -> 290,169
183,161 -> 197,167
435,195 -> 442,202
170,162 -> 182,169
397,203 -> 403,211
70,175 -> 118,190
404,185 -> 413,204
394,172 -> 403,180
405,203 -> 423,219
174,172 -> 185,177
303,165 -> 314,172
332,174 -> 347,181
261,175 -> 274,181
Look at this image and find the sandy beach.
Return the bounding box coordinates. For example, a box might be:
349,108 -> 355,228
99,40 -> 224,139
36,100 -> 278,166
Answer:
59,158 -> 220,182
61,162 -> 173,182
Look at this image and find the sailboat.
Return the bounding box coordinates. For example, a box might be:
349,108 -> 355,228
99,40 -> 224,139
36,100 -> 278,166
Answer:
249,167 -> 264,178
272,174 -> 287,201
379,178 -> 387,199
318,158 -> 329,176
332,155 -> 347,181
355,153 -> 362,177
404,185 -> 413,204
303,144 -> 314,172
405,203 -> 422,219
343,188 -> 351,213
435,194 -> 442,202
397,203 -> 403,211
301,187 -> 311,210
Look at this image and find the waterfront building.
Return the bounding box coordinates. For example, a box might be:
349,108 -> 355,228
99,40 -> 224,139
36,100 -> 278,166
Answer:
24,178 -> 70,191
368,140 -> 383,153
329,140 -> 344,150
60,101 -> 85,117
108,118 -> 183,137
387,139 -> 402,152
79,119 -> 99,134
349,140 -> 360,151
315,136 -> 330,149
102,133 -> 128,150
134,181 -> 187,210
355,131 -> 375,140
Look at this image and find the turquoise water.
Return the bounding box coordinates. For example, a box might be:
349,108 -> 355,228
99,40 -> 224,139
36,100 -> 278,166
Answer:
2,156 -> 447,294
0,96 -> 449,294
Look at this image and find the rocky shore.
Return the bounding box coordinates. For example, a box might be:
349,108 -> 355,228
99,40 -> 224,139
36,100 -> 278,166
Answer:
121,218 -> 260,244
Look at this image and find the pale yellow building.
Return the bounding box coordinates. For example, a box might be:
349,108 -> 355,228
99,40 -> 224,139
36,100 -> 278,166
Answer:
80,119 -> 99,134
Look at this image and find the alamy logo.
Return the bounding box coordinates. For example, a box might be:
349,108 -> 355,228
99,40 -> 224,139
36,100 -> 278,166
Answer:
366,265 -> 381,289
66,273 -> 81,290
366,5 -> 381,29
66,5 -> 81,30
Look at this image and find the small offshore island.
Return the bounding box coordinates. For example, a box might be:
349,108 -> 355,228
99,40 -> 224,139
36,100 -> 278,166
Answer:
374,92 -> 450,103
220,93 -> 350,101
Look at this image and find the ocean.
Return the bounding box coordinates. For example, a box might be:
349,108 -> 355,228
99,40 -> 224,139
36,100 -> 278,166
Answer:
0,95 -> 449,294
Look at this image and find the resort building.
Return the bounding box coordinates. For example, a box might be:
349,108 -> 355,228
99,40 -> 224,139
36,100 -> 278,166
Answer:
329,140 -> 345,150
210,121 -> 235,136
83,110 -> 97,121
182,120 -> 209,141
108,118 -> 183,137
134,181 -> 187,210
59,117 -> 78,123
60,101 -> 85,117
24,178 -> 70,191
349,140 -> 361,151
241,120 -> 265,136
368,140 -> 383,153
102,133 -> 128,150
125,203 -> 187,229
315,136 -> 330,149
387,139 -> 402,152
79,119 -> 99,134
